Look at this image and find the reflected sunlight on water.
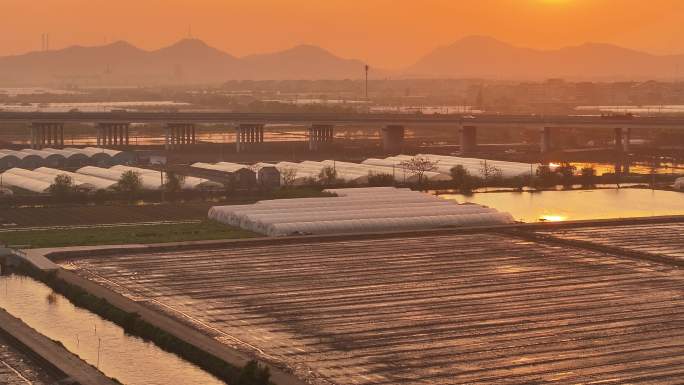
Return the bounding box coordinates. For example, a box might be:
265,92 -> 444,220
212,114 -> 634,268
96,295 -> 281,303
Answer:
441,188 -> 684,223
539,214 -> 567,222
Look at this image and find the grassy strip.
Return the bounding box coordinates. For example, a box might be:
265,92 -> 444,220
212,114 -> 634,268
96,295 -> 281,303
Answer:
13,263 -> 271,385
0,220 -> 257,249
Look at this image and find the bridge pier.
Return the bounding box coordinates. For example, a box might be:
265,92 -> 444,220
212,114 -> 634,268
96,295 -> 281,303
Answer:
615,127 -> 631,152
460,125 -> 477,154
236,123 -> 264,153
614,127 -> 628,153
30,122 -> 64,149
165,123 -> 196,150
540,127 -> 553,153
97,123 -> 130,147
381,125 -> 405,153
309,124 -> 334,151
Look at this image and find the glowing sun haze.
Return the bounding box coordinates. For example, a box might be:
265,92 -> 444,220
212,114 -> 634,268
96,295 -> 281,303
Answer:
1,0 -> 682,68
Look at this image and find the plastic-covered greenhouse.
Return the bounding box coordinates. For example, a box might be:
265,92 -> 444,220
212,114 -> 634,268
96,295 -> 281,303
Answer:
3,168 -> 102,191
64,147 -> 112,166
0,150 -> 21,170
360,158 -> 449,182
675,177 -> 684,190
83,147 -> 135,164
40,148 -> 90,167
0,170 -> 52,193
415,154 -> 537,178
0,147 -> 134,170
17,149 -> 66,168
0,150 -> 43,169
76,166 -> 163,190
364,154 -> 538,179
109,165 -> 221,190
209,187 -> 514,236
192,162 -> 251,173
34,167 -> 118,190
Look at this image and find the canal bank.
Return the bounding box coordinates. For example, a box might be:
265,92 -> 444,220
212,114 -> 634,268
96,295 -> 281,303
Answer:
4,255 -> 307,385
0,303 -> 118,385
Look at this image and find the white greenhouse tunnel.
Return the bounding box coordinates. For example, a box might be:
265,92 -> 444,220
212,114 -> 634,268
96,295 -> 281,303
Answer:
2,167 -> 110,192
0,171 -> 52,193
190,154 -> 539,188
77,166 -> 163,190
386,154 -> 538,179
0,147 -> 133,170
109,165 -> 220,190
34,167 -> 118,190
675,177 -> 684,190
192,162 -> 251,173
209,187 -> 514,237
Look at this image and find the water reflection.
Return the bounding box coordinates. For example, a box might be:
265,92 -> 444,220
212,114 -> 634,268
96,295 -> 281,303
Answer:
539,214 -> 567,222
0,275 -> 225,385
441,188 -> 684,223
570,162 -> 683,176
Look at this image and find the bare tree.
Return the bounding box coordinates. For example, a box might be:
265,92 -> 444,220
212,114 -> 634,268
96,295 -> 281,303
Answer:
399,156 -> 439,185
318,165 -> 338,185
280,167 -> 298,188
479,160 -> 502,186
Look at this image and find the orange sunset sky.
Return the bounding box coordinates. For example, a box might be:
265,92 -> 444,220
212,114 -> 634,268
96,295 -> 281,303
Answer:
1,0 -> 683,68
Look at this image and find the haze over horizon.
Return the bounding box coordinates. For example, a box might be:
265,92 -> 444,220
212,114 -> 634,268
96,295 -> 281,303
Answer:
2,0 -> 683,69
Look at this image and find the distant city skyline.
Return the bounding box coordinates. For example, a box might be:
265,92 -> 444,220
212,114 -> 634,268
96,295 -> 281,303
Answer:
1,0 -> 683,68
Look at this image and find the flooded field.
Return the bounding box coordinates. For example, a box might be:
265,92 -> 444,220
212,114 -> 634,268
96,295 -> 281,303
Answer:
0,332 -> 59,385
440,188 -> 684,222
569,162 -> 684,176
576,105 -> 684,115
61,233 -> 684,385
0,101 -> 189,112
544,222 -> 684,262
0,275 -> 225,385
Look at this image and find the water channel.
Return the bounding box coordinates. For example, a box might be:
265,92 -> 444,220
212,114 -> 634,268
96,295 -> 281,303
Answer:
0,274 -> 225,385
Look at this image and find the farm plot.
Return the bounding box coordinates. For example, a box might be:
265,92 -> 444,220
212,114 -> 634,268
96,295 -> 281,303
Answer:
543,222 -> 684,262
62,233 -> 684,385
0,203 -> 211,227
0,334 -> 60,385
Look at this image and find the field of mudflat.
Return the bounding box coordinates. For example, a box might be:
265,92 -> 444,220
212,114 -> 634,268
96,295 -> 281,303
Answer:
60,231 -> 684,385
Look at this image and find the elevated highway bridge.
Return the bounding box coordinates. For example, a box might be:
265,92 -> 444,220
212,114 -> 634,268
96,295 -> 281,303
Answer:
1,111 -> 683,128
0,111 -> 682,153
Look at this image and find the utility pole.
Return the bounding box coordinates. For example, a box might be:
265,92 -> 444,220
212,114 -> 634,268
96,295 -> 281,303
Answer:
364,64 -> 369,100
97,337 -> 101,369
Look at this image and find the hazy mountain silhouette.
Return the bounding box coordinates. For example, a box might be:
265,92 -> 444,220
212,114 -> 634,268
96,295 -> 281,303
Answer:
240,44 -> 366,80
0,39 -> 368,85
406,35 -> 684,80
1,36 -> 683,85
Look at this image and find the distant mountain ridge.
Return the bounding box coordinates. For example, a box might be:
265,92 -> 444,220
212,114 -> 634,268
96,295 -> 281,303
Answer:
406,35 -> 684,80
0,36 -> 682,85
0,39 -> 368,85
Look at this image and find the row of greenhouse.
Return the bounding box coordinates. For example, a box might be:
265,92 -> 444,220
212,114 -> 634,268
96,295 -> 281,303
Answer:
209,187 -> 514,236
0,147 -> 134,170
362,154 -> 539,179
191,154 -> 539,187
0,165 -> 221,193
